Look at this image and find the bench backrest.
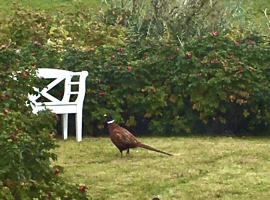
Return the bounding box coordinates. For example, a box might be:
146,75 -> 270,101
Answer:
28,68 -> 88,107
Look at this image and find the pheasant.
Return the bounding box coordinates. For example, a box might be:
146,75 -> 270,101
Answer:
104,113 -> 173,157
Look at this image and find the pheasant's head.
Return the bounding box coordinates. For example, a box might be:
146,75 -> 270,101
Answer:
104,113 -> 114,124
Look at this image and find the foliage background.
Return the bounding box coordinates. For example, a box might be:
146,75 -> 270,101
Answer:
1,0 -> 269,136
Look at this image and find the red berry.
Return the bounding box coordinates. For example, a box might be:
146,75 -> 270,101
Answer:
99,91 -> 106,98
118,47 -> 124,52
3,108 -> 9,114
34,41 -> 42,46
1,45 -> 6,49
79,185 -> 86,193
237,61 -> 243,65
55,168 -> 60,174
151,88 -> 156,93
235,42 -> 240,46
186,53 -> 192,59
99,91 -> 104,97
212,31 -> 218,36
126,66 -> 132,71
197,73 -> 202,77
229,54 -> 234,59
1,93 -> 6,100
23,71 -> 28,77
238,69 -> 243,74
200,61 -> 205,65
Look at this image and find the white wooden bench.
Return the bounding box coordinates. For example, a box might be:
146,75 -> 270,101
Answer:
28,68 -> 89,142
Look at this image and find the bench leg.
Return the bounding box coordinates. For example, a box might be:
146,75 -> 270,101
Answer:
62,114 -> 68,140
76,111 -> 82,142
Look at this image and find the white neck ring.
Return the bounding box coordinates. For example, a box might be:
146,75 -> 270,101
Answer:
107,120 -> 114,124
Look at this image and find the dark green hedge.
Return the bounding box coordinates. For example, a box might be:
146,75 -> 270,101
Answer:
12,31 -> 270,136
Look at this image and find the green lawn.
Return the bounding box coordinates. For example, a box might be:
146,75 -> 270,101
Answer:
0,0 -> 102,13
52,136 -> 270,200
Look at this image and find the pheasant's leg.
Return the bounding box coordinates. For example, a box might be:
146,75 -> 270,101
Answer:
126,149 -> 130,155
120,151 -> 123,158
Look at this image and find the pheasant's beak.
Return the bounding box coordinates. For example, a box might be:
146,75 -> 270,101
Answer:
103,114 -> 107,117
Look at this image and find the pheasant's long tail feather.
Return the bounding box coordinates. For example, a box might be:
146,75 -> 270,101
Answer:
137,143 -> 173,156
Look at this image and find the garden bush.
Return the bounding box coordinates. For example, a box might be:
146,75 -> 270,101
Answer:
0,45 -> 89,199
0,2 -> 127,50
171,31 -> 270,134
59,30 -> 270,136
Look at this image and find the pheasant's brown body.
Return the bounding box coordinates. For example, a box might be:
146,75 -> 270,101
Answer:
105,114 -> 173,157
